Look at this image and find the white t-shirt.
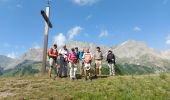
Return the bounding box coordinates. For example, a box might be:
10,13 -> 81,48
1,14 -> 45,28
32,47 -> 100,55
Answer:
59,48 -> 68,58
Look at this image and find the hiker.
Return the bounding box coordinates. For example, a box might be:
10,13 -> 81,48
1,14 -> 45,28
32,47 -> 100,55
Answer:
68,48 -> 78,80
82,48 -> 93,80
94,47 -> 103,77
106,50 -> 116,76
75,47 -> 84,75
75,47 -> 79,59
79,48 -> 84,76
59,45 -> 69,78
74,47 -> 80,72
48,44 -> 58,79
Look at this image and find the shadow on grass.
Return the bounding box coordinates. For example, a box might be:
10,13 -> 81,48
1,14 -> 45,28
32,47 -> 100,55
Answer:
76,74 -> 109,80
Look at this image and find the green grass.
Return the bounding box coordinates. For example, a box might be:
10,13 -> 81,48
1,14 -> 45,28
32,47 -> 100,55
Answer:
0,74 -> 170,100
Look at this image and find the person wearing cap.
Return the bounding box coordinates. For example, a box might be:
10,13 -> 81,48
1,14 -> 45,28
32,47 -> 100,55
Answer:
58,45 -> 69,78
106,49 -> 116,76
48,44 -> 58,79
94,47 -> 103,77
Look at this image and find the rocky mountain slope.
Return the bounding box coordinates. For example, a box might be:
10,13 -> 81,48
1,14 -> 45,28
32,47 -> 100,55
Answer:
112,40 -> 170,72
4,48 -> 42,70
0,55 -> 15,69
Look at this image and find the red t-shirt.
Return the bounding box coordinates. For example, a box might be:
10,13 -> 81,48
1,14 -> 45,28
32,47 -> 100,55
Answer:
48,48 -> 58,59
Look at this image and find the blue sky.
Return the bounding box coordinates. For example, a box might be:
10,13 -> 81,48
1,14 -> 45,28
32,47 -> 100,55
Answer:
0,0 -> 170,58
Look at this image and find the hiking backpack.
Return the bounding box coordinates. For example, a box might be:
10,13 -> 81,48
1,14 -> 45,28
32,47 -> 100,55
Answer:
48,48 -> 58,58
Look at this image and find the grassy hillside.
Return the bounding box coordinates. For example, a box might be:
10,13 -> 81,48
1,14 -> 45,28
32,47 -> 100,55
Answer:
0,74 -> 170,100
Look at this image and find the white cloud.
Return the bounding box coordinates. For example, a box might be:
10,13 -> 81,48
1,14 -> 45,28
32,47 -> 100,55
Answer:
7,52 -> 17,59
53,33 -> 66,47
99,30 -> 109,38
68,26 -> 83,40
72,0 -> 98,6
166,35 -> 170,45
133,26 -> 142,32
53,26 -> 83,47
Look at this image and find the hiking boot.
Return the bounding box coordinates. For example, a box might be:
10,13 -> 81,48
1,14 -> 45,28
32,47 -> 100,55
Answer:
94,75 -> 98,79
85,77 -> 88,81
90,76 -> 92,81
70,77 -> 75,81
63,75 -> 68,78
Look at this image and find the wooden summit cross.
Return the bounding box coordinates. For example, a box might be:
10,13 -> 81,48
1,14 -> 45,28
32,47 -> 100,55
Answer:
41,0 -> 53,74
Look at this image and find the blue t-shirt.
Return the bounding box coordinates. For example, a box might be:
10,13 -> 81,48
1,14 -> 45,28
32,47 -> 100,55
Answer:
79,51 -> 84,61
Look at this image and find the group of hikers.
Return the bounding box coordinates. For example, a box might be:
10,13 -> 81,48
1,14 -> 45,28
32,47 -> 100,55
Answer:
48,44 -> 116,80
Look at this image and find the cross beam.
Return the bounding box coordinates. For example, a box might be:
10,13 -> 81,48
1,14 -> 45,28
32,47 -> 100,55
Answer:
41,10 -> 53,28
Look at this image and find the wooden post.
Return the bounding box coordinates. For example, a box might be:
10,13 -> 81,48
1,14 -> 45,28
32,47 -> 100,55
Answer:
41,6 -> 50,74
